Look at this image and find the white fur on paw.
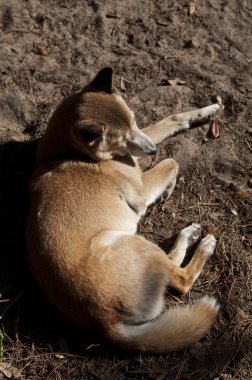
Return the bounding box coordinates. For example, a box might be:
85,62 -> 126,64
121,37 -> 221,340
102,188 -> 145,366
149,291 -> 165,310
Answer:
199,234 -> 216,258
180,223 -> 201,246
212,103 -> 221,113
198,104 -> 220,118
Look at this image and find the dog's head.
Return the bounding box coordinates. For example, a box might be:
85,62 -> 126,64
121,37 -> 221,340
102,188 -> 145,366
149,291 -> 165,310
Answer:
71,67 -> 157,161
38,67 -> 157,164
72,67 -> 157,160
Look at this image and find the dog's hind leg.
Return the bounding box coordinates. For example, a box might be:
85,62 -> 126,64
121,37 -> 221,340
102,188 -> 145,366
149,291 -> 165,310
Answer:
109,233 -> 216,298
142,103 -> 221,144
164,234 -> 216,293
107,234 -> 218,352
167,223 -> 202,266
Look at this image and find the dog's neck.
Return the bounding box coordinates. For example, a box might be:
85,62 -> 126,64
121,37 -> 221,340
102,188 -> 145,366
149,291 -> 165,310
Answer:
37,149 -> 137,168
114,154 -> 136,168
38,150 -> 95,165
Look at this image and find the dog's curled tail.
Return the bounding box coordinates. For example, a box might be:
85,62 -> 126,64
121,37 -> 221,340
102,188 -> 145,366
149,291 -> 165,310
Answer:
110,296 -> 219,353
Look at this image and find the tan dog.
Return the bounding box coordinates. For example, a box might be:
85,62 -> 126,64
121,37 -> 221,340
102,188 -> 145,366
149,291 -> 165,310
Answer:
27,67 -> 221,353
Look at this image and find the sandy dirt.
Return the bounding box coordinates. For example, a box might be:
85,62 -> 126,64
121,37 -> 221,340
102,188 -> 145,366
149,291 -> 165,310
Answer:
0,0 -> 251,379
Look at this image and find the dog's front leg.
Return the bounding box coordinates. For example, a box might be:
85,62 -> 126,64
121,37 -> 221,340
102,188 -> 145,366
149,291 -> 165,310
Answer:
142,158 -> 179,207
142,103 -> 221,144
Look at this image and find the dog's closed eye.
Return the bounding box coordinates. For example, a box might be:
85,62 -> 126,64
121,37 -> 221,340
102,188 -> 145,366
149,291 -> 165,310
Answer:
77,123 -> 105,142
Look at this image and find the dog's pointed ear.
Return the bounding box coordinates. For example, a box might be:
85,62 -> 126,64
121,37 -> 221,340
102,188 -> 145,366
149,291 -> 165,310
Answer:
88,67 -> 114,93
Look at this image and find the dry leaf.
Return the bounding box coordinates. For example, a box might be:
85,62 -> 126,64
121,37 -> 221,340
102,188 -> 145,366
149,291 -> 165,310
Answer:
230,208 -> 238,216
188,1 -> 196,16
55,352 -> 65,359
209,211 -> 224,220
236,307 -> 247,321
216,95 -> 225,112
37,45 -> 47,56
120,76 -> 127,91
189,37 -> 200,48
0,362 -> 21,379
210,119 -> 220,138
203,226 -> 217,236
235,190 -> 247,198
168,78 -> 186,86
184,37 -> 200,49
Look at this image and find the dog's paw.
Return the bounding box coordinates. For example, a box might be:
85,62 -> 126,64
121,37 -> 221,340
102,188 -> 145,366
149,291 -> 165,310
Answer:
196,103 -> 221,120
198,234 -> 216,258
179,223 -> 202,246
159,188 -> 170,202
156,182 -> 176,204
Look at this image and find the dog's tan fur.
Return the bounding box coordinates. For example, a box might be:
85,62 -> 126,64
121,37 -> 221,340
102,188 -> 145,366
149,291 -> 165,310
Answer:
27,68 -> 221,353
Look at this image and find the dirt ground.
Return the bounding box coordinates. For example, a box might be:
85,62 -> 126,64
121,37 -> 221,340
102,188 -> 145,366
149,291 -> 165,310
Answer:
0,0 -> 251,379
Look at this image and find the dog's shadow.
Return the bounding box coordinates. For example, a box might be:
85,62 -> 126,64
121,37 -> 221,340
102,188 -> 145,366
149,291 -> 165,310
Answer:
0,139 -> 43,326
0,139 -> 38,282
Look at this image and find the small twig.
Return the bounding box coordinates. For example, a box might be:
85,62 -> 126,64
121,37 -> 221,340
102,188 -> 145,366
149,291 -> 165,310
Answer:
0,292 -> 24,320
198,202 -> 221,206
155,56 -> 164,83
244,139 -> 252,152
114,75 -> 142,84
227,278 -> 236,304
5,29 -> 40,34
197,200 -> 202,219
105,13 -> 121,19
111,16 -> 124,36
86,364 -> 104,380
45,359 -> 68,380
220,326 -> 250,374
174,350 -> 187,380
171,295 -> 182,303
86,343 -> 100,350
26,70 -> 37,107
155,20 -> 169,27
